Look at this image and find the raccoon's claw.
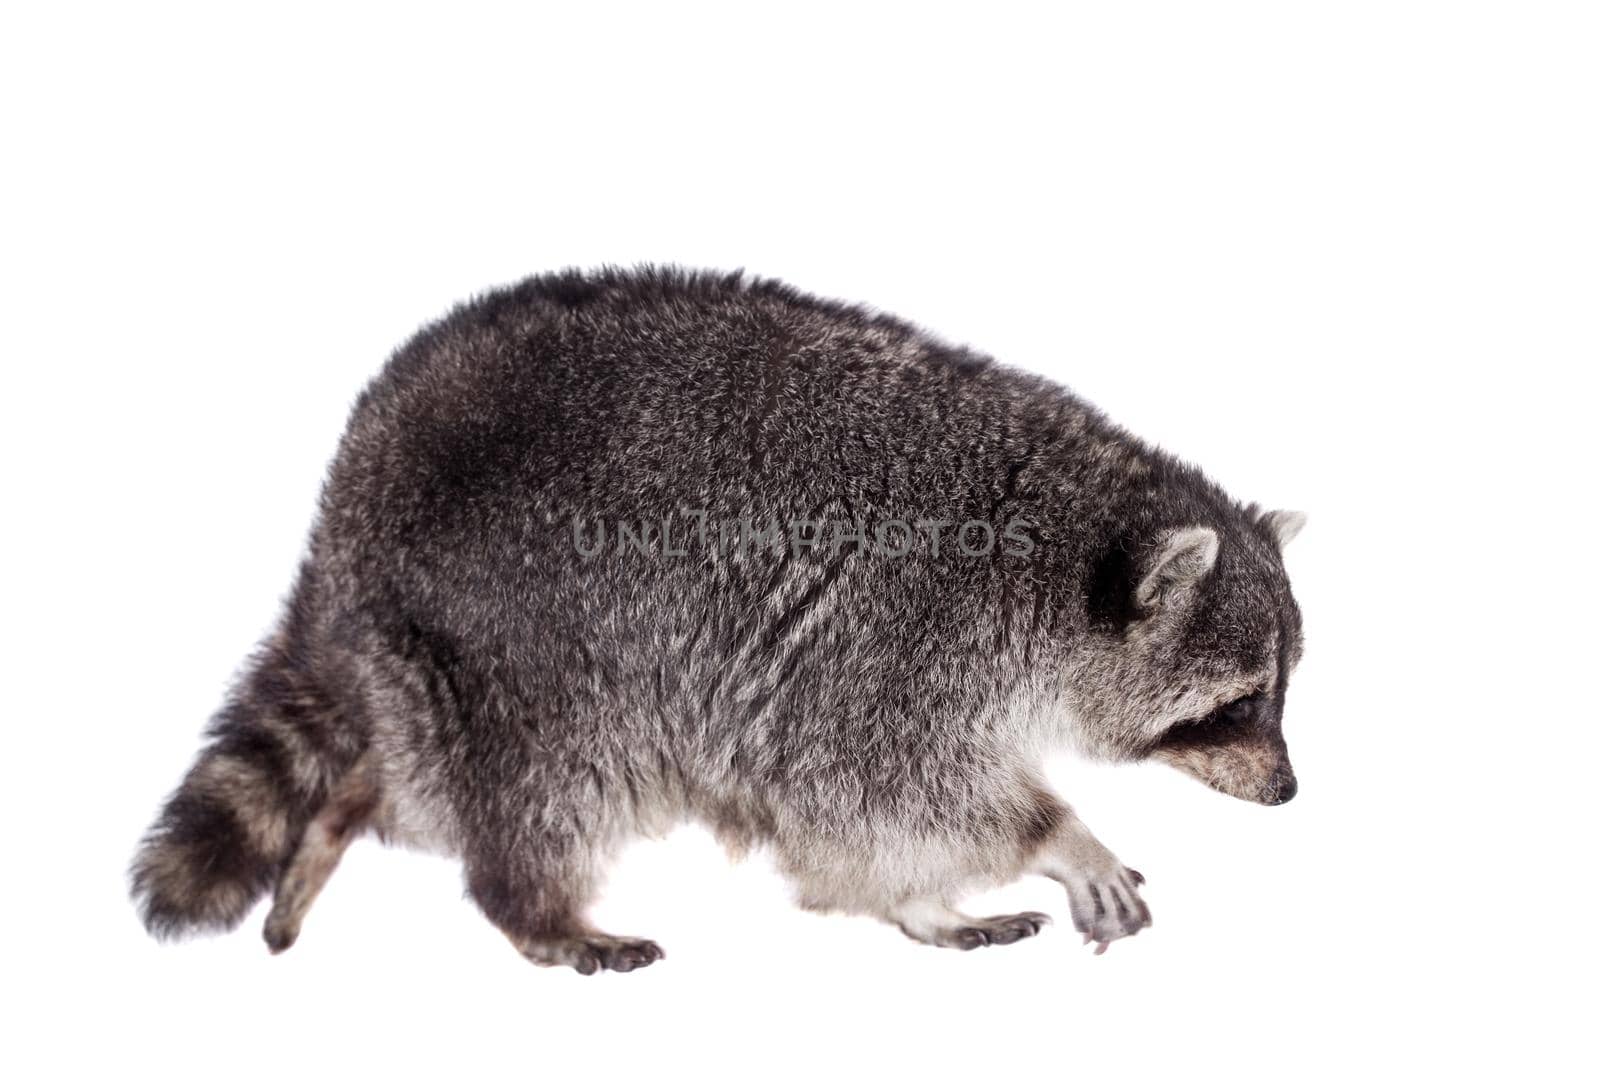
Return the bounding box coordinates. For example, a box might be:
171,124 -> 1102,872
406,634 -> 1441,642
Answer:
949,927 -> 992,950
1062,866 -> 1151,952
599,939 -> 664,973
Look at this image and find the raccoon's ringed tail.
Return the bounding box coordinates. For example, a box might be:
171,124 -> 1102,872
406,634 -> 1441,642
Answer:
130,573 -> 364,939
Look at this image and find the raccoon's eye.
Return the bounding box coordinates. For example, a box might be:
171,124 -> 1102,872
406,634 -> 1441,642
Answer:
1216,695 -> 1259,725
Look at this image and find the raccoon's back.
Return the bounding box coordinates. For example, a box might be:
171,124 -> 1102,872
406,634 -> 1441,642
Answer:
319,268 -> 1046,583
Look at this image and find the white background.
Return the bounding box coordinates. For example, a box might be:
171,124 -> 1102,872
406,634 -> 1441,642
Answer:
3,3 -> 1595,1063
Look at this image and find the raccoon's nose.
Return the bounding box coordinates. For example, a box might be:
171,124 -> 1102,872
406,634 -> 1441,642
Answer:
1267,776 -> 1298,805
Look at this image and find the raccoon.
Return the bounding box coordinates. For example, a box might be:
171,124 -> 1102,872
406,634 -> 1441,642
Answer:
131,267 -> 1306,973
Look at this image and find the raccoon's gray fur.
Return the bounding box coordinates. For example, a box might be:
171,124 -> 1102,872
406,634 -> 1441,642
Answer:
131,267 -> 1306,972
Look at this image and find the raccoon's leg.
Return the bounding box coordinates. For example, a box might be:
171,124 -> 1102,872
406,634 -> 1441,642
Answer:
395,640 -> 664,976
886,898 -> 1052,950
464,834 -> 665,976
876,788 -> 1150,954
790,783 -> 1061,952
452,744 -> 664,976
1029,806 -> 1152,953
262,754 -> 379,953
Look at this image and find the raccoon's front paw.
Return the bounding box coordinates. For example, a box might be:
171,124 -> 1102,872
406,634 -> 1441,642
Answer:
887,898 -> 1051,951
939,911 -> 1053,950
1060,866 -> 1150,954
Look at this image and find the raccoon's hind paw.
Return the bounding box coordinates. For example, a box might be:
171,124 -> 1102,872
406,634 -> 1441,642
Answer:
262,913 -> 299,954
1060,867 -> 1151,953
515,933 -> 665,976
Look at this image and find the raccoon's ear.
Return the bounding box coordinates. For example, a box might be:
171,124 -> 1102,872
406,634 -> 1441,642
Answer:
1262,509 -> 1307,549
1135,527 -> 1220,610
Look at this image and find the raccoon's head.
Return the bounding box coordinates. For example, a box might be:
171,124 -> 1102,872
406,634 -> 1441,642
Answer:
1066,508 -> 1306,806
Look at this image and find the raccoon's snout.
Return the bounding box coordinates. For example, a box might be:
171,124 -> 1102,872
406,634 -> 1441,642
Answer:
1264,772 -> 1298,806
1151,731 -> 1297,807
